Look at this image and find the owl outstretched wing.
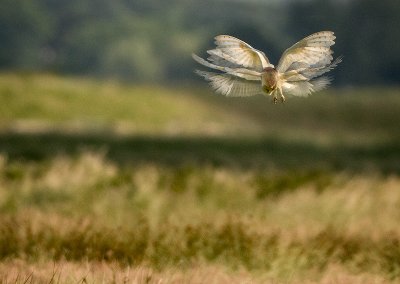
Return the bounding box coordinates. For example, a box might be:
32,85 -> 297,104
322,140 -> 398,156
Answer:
277,31 -> 336,74
192,52 -> 263,97
278,31 -> 341,97
208,35 -> 273,72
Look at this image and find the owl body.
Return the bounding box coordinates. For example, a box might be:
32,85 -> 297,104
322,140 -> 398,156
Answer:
261,67 -> 279,94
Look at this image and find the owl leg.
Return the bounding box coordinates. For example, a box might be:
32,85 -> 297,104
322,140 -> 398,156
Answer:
270,90 -> 278,104
279,87 -> 285,103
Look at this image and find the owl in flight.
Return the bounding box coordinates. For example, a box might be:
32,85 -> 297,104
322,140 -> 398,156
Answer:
193,31 -> 341,103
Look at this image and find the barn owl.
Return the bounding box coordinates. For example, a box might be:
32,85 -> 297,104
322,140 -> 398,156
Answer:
193,31 -> 341,103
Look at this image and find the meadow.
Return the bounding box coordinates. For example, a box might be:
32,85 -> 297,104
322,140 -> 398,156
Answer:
0,73 -> 400,283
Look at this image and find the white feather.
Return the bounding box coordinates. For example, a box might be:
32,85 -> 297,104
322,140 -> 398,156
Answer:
212,35 -> 273,71
193,53 -> 261,81
195,70 -> 263,97
277,31 -> 336,73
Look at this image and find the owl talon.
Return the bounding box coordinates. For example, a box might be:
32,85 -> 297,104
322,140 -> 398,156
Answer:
273,97 -> 278,104
280,96 -> 286,103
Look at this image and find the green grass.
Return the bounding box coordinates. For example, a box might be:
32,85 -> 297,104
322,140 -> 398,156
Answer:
1,72 -> 400,142
0,73 -> 400,283
0,73 -> 258,135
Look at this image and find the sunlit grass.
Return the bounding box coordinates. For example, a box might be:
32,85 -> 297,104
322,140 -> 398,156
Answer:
0,72 -> 258,136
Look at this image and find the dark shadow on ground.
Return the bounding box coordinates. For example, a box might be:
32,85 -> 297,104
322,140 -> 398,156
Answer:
0,131 -> 399,173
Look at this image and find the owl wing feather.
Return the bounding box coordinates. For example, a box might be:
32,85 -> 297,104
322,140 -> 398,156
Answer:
298,56 -> 342,80
277,31 -> 336,73
192,53 -> 261,80
210,35 -> 273,71
195,70 -> 263,97
282,77 -> 332,97
279,31 -> 340,97
192,38 -> 264,97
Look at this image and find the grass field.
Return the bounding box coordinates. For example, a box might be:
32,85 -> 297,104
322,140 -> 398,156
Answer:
0,73 -> 400,283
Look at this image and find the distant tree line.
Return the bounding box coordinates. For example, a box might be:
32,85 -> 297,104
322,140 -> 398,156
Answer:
0,0 -> 399,85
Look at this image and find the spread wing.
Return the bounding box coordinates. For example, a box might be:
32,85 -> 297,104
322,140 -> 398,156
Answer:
193,52 -> 262,97
209,35 -> 273,71
278,31 -> 341,97
277,31 -> 336,73
195,70 -> 263,97
192,36 -> 265,97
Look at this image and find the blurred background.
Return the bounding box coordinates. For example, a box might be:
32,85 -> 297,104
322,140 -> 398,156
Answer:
1,0 -> 400,283
1,0 -> 399,85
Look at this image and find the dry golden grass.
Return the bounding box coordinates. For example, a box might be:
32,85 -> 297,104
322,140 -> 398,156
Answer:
0,260 -> 394,284
0,151 -> 400,283
0,261 -> 260,284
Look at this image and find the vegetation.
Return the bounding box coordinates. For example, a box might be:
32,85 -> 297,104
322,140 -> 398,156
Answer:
0,73 -> 400,283
1,0 -> 399,85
